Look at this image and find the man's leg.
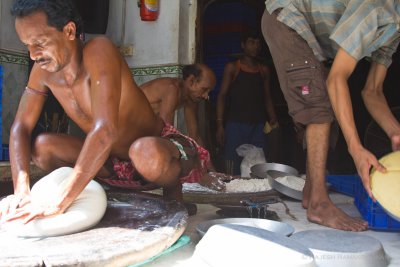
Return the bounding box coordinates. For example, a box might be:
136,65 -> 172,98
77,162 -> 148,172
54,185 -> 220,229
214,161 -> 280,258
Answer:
262,9 -> 367,231
31,132 -> 112,177
32,133 -> 82,171
129,136 -> 199,215
305,123 -> 367,231
129,136 -> 198,201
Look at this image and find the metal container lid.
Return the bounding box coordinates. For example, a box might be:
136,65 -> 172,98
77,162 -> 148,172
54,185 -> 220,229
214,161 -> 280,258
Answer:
194,224 -> 316,267
291,230 -> 388,267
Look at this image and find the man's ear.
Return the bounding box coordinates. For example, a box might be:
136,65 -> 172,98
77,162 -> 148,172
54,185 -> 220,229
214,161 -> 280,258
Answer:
188,74 -> 196,87
63,21 -> 76,40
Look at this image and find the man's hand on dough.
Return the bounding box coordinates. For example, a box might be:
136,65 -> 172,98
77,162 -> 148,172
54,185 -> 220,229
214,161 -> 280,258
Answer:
0,194 -> 30,223
4,201 -> 62,224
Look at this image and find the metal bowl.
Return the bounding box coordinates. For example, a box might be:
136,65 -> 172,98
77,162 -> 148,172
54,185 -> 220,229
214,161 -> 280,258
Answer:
267,170 -> 304,200
250,163 -> 299,179
196,218 -> 295,237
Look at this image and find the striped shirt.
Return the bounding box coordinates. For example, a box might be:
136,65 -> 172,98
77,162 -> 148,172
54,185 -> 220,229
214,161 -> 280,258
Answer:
265,0 -> 400,67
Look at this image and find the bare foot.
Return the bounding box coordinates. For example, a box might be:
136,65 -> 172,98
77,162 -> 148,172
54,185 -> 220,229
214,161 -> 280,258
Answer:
307,200 -> 368,231
302,179 -> 311,209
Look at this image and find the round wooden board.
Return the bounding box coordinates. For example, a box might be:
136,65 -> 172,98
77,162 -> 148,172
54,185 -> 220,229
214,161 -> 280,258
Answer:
0,192 -> 188,267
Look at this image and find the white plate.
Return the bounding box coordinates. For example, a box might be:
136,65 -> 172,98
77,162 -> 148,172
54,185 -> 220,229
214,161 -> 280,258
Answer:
196,218 -> 294,237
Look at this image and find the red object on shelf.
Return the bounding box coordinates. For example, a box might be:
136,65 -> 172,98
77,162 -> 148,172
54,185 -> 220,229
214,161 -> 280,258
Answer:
139,0 -> 159,21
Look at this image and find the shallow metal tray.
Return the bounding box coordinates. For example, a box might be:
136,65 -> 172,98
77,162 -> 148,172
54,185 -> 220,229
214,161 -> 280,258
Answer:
250,162 -> 299,179
196,218 -> 295,237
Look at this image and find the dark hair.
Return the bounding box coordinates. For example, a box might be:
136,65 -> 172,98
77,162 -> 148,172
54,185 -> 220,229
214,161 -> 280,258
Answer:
241,29 -> 261,44
10,0 -> 83,36
182,64 -> 202,81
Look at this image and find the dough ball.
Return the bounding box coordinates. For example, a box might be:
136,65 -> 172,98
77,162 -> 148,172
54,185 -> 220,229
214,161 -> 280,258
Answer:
4,167 -> 107,238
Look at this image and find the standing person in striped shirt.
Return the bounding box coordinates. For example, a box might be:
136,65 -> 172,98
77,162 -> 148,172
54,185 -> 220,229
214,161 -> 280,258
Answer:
262,0 -> 400,231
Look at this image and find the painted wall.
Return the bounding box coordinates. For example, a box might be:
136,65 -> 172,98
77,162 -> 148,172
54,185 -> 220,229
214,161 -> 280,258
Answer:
0,0 -> 198,143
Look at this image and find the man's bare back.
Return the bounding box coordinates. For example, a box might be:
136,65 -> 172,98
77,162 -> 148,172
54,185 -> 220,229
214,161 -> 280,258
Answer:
140,77 -> 182,120
140,64 -> 216,148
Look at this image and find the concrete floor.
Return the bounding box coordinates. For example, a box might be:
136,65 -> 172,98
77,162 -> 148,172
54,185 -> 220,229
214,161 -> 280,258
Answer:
143,193 -> 400,267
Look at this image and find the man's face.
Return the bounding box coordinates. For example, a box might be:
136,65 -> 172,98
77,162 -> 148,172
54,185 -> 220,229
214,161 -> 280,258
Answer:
15,11 -> 70,73
242,37 -> 261,58
189,70 -> 216,103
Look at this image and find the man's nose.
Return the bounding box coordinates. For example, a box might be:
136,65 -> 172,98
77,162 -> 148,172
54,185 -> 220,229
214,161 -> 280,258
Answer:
28,45 -> 41,61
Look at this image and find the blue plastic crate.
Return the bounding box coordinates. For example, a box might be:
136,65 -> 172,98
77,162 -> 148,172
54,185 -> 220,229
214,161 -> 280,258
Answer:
1,144 -> 9,161
354,181 -> 400,231
326,174 -> 360,197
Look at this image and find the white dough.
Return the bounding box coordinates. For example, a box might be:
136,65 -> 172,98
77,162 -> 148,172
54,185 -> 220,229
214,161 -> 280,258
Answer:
4,167 -> 107,238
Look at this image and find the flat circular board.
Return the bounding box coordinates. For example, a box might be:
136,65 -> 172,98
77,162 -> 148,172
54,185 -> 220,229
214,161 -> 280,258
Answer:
291,230 -> 387,267
371,151 -> 400,221
0,192 -> 188,267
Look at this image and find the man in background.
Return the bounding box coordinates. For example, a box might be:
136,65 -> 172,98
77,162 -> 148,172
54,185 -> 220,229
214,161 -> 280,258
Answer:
216,30 -> 277,175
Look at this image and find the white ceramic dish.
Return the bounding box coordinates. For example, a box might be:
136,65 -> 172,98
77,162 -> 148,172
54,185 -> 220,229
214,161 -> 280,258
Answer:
196,218 -> 295,237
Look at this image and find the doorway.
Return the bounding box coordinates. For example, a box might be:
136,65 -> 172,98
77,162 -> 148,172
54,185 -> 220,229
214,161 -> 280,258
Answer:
198,0 -> 304,173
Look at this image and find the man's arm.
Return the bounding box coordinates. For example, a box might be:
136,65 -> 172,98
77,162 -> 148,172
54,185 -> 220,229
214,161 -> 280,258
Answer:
327,48 -> 385,198
184,101 -> 203,146
361,62 -> 400,151
55,39 -> 123,213
216,62 -> 235,145
1,67 -> 48,218
261,65 -> 277,125
158,88 -> 179,125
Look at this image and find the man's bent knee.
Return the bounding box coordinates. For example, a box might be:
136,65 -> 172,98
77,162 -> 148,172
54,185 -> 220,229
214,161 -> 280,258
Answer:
32,133 -> 55,166
129,137 -> 167,182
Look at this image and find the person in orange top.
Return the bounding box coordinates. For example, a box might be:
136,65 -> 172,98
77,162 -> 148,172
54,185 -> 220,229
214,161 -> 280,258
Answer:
216,30 -> 277,175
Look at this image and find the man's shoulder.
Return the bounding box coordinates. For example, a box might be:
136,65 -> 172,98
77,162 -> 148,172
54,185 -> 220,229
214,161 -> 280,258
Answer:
83,36 -> 116,54
224,60 -> 238,73
142,77 -> 179,91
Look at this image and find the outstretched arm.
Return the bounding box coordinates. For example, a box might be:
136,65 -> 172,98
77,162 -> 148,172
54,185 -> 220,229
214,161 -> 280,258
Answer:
361,62 -> 400,151
327,48 -> 385,199
1,75 -> 48,220
56,39 -> 122,214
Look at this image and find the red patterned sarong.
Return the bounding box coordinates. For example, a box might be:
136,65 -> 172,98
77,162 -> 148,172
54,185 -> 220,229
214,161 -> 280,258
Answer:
98,123 -> 210,189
